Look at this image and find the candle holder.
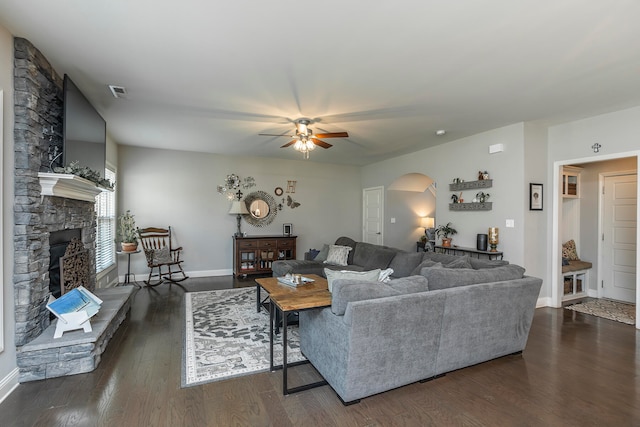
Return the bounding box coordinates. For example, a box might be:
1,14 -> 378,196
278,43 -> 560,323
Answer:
488,227 -> 499,252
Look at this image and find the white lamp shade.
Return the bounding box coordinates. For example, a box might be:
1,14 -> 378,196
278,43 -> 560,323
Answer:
229,201 -> 249,215
421,217 -> 434,228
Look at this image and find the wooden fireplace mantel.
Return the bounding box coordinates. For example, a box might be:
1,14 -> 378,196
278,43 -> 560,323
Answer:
38,172 -> 110,202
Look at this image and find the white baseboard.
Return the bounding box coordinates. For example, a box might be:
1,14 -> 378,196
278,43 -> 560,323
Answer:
118,269 -> 233,283
188,269 -> 234,278
0,368 -> 19,404
536,296 -> 552,308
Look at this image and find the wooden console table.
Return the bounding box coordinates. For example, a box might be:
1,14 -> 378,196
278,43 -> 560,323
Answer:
233,235 -> 297,277
434,245 -> 503,260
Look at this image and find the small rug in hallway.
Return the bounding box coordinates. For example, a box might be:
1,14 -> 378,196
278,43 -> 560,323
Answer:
182,287 -> 305,387
565,299 -> 635,325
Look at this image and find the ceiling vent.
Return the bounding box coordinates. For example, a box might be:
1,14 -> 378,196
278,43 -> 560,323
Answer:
108,84 -> 127,99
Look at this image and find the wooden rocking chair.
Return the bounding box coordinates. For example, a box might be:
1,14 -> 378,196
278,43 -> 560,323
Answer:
137,226 -> 188,286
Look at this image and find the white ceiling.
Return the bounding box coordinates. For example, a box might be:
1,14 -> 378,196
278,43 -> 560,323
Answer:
2,0 -> 640,166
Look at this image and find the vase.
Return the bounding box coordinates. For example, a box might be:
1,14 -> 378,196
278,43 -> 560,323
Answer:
441,238 -> 452,248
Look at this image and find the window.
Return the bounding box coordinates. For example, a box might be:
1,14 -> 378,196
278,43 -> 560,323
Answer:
95,167 -> 116,273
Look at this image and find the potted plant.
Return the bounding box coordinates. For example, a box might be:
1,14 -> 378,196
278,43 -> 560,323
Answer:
117,210 -> 138,252
435,222 -> 457,247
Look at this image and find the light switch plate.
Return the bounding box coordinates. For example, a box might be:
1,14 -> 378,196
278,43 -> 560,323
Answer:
506,219 -> 515,228
390,218 -> 396,223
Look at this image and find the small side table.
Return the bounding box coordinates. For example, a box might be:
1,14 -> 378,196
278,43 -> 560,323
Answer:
117,249 -> 141,286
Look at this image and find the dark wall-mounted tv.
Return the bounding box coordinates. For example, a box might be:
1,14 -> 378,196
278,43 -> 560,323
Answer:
63,74 -> 106,178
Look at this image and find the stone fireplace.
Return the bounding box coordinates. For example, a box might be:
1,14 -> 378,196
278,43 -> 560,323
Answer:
13,38 -> 133,382
12,35 -> 99,346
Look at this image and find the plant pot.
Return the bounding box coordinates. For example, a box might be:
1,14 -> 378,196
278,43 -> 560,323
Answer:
121,242 -> 138,252
441,238 -> 452,248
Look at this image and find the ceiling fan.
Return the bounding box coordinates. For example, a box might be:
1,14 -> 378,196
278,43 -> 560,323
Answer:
259,118 -> 349,159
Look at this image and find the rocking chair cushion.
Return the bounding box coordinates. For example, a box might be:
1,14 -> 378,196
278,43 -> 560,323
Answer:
145,247 -> 173,265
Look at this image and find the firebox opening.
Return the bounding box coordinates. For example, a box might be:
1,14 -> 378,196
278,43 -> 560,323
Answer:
49,228 -> 81,298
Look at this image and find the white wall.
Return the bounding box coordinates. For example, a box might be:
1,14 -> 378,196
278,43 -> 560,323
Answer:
0,25 -> 18,399
362,123 -> 528,267
523,123 -> 549,299
385,189 -> 435,251
117,146 -> 362,278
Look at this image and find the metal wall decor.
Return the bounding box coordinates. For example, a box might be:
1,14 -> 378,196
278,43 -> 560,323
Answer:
217,174 -> 256,200
244,191 -> 278,227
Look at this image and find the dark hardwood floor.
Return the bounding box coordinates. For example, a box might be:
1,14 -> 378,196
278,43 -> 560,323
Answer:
2,276 -> 639,426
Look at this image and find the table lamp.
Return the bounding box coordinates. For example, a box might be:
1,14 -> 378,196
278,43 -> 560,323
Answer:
229,201 -> 249,237
420,216 -> 435,232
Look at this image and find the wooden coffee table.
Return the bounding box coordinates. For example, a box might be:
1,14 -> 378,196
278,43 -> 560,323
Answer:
255,275 -> 331,395
254,274 -> 329,313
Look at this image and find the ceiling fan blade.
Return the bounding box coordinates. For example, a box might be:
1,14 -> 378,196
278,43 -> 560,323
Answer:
281,140 -> 297,148
311,138 -> 332,149
259,133 -> 295,137
314,132 -> 349,139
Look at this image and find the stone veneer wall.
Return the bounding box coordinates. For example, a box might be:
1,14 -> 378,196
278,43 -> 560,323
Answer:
13,37 -> 96,347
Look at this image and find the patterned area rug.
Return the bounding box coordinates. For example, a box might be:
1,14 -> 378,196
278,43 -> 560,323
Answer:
182,287 -> 305,387
565,299 -> 636,325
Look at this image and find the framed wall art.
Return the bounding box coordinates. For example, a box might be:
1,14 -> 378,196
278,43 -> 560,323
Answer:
529,183 -> 543,211
283,223 -> 293,236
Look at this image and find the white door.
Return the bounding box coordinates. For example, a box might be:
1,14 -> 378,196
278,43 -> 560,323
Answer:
602,174 -> 637,302
363,187 -> 384,245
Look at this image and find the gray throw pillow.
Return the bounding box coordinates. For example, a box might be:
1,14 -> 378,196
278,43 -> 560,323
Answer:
443,257 -> 473,269
315,244 -> 330,262
410,258 -> 441,276
389,251 -> 423,277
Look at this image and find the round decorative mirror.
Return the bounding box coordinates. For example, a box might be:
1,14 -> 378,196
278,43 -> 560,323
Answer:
244,191 -> 278,227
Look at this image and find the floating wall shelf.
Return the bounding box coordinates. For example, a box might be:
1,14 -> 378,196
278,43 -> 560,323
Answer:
449,202 -> 492,211
449,179 -> 492,191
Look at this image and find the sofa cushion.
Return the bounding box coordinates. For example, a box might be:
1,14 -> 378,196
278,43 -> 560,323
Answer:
386,275 -> 430,294
353,242 -> 398,270
330,280 -> 400,315
468,258 -> 509,269
272,259 -> 326,277
410,258 -> 441,276
324,268 -> 381,292
325,245 -> 352,266
389,251 -> 423,277
421,264 -> 526,290
334,237 -> 357,264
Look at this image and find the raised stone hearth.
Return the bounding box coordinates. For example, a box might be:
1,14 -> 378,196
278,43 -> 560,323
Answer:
17,286 -> 134,382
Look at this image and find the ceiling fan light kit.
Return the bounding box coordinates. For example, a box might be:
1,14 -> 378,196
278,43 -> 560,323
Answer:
259,118 -> 349,159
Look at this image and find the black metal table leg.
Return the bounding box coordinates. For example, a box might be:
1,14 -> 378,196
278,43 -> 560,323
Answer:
282,305 -> 288,395
269,299 -> 274,372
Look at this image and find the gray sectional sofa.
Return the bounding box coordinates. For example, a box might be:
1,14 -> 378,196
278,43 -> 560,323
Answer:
272,237 -> 543,404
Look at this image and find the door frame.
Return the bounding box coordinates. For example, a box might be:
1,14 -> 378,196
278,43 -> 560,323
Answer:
551,151 -> 640,329
598,170 -> 637,299
362,186 -> 384,244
